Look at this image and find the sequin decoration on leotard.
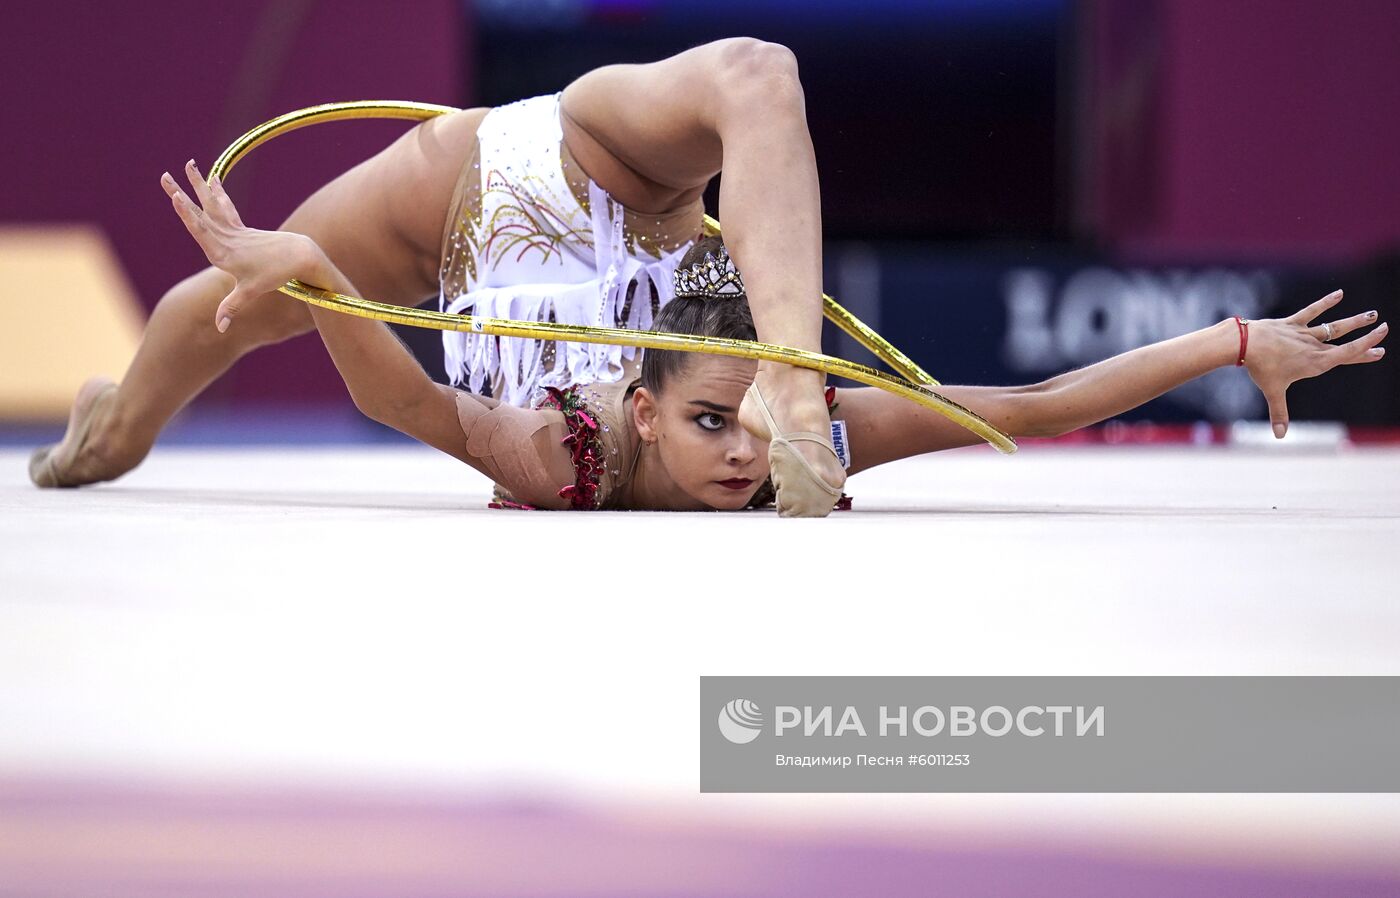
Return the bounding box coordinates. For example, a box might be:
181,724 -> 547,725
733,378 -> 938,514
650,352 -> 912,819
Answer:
479,159 -> 592,270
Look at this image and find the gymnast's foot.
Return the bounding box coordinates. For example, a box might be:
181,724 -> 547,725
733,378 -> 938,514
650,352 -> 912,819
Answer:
28,376 -> 145,488
739,366 -> 846,517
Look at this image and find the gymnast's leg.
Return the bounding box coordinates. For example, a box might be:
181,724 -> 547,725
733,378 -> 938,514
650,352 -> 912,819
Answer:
560,39 -> 846,513
32,110 -> 484,486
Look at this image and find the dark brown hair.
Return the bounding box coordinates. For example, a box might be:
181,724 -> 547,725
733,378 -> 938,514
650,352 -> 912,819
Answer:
640,236 -> 756,394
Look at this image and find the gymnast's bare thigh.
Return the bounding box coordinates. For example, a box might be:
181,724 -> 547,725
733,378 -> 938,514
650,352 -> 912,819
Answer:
246,105 -> 492,336
249,90 -> 694,339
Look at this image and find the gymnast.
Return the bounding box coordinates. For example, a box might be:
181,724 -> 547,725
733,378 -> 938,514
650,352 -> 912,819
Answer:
29,38 -> 1388,514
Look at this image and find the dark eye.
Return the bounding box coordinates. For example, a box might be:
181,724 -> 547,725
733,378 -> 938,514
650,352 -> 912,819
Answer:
695,412 -> 725,432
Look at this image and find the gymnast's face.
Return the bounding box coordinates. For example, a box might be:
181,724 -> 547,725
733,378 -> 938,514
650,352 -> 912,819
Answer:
632,356 -> 766,510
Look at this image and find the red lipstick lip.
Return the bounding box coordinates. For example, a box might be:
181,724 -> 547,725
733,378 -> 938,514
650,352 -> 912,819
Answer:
717,478 -> 754,490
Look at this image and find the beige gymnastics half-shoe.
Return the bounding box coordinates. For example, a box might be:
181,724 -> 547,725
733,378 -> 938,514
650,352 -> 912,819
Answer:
28,379 -> 120,488
742,380 -> 844,518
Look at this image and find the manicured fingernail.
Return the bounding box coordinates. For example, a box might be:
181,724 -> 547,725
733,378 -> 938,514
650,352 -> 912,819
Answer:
1368,310 -> 1378,319
1373,348 -> 1386,356
217,316 -> 231,333
1273,423 -> 1286,438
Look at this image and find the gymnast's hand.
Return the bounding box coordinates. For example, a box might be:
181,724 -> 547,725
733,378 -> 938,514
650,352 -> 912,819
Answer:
1241,289 -> 1388,438
161,159 -> 323,334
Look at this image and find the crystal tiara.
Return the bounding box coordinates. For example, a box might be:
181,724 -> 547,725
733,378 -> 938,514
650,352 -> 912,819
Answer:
673,244 -> 746,300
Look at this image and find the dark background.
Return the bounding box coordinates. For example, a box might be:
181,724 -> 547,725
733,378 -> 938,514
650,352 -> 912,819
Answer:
3,0 -> 1397,426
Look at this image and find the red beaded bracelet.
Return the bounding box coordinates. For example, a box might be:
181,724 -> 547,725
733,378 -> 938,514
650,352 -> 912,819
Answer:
1234,316 -> 1249,366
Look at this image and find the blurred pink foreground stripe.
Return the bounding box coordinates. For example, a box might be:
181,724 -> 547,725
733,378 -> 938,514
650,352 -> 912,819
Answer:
2,777 -> 1399,898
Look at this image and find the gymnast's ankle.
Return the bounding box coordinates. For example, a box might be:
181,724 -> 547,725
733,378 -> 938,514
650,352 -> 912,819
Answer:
71,394 -> 150,484
751,365 -> 829,422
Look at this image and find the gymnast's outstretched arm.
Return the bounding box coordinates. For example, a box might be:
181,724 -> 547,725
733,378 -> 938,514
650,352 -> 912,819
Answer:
836,297 -> 1388,476
161,162 -> 577,508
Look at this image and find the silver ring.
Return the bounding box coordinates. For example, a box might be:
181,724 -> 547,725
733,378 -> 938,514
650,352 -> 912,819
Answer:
1322,322 -> 1334,341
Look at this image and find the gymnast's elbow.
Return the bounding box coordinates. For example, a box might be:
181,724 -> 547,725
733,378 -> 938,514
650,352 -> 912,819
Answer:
351,392 -> 394,426
351,374 -> 439,427
1016,384 -> 1077,439
352,392 -> 426,440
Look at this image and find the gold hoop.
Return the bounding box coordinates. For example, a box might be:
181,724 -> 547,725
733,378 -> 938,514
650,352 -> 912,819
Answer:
208,101 -> 1016,455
